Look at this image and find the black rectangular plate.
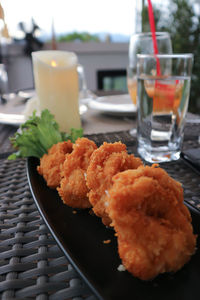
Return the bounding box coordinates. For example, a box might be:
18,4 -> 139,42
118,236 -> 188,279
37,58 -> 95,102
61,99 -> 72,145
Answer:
181,148 -> 200,176
27,156 -> 200,300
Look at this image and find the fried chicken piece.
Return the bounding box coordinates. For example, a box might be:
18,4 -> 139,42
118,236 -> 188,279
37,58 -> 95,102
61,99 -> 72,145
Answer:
86,142 -> 143,226
106,165 -> 197,280
37,141 -> 73,189
57,137 -> 97,209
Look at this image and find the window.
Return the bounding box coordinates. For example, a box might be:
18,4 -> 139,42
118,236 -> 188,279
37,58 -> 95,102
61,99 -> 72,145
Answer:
97,69 -> 127,92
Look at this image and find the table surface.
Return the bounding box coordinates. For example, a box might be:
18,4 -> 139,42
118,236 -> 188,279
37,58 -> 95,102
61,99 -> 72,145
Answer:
0,94 -> 200,300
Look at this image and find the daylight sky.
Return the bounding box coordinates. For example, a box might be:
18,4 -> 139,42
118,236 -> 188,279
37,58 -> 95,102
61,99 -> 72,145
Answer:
1,0 -> 137,40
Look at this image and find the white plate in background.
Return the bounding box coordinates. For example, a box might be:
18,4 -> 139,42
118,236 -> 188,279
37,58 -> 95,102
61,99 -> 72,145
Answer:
0,96 -> 88,126
88,94 -> 136,116
0,113 -> 25,126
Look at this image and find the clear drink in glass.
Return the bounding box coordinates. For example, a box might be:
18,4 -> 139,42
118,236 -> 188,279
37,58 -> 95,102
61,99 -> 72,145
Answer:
137,54 -> 193,163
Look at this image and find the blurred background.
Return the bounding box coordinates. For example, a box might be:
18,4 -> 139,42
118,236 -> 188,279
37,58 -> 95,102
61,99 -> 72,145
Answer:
0,0 -> 200,113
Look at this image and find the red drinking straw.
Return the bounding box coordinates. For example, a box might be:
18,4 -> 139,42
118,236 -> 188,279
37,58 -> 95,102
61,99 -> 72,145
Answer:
147,0 -> 161,75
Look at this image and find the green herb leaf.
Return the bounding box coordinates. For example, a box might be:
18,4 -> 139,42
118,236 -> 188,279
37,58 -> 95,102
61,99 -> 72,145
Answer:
70,128 -> 84,143
8,109 -> 83,160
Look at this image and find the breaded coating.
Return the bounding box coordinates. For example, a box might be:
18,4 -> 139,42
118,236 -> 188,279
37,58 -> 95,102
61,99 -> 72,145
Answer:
86,142 -> 143,226
57,137 -> 97,209
106,165 -> 197,280
37,141 -> 73,189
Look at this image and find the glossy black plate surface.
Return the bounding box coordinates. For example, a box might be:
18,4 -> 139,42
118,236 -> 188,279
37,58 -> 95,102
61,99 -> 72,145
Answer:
27,156 -> 200,300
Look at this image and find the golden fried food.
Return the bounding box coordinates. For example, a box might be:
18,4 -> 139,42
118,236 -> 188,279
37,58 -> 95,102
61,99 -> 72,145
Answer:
86,142 -> 143,226
106,165 -> 197,280
57,137 -> 97,209
37,141 -> 73,188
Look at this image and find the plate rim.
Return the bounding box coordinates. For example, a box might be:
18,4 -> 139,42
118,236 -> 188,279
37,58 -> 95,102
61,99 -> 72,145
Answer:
26,156 -> 104,300
88,94 -> 137,116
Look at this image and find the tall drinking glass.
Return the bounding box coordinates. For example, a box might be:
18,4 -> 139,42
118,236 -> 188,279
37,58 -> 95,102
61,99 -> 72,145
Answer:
137,53 -> 194,163
127,32 -> 172,135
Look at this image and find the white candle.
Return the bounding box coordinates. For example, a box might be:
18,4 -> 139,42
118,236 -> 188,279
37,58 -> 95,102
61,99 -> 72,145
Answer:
32,50 -> 81,133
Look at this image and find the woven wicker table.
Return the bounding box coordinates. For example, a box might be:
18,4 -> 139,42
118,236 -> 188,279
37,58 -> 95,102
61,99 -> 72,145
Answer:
0,121 -> 200,299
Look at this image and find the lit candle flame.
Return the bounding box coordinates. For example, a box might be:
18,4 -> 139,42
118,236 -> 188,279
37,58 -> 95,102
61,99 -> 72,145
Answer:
51,60 -> 57,67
